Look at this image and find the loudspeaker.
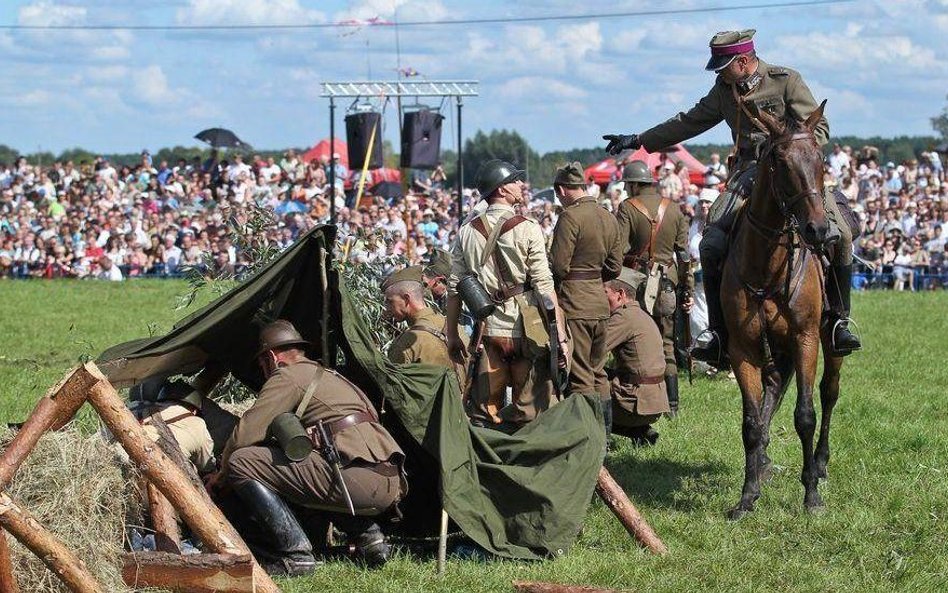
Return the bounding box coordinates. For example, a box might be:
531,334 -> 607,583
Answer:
400,110 -> 444,169
345,112 -> 384,170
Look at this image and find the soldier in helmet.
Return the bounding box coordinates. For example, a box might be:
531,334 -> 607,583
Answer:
446,159 -> 566,428
615,160 -> 693,416
603,29 -> 860,364
206,320 -> 407,576
549,162 -> 623,431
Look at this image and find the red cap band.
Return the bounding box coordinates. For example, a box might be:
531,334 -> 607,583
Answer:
711,40 -> 754,56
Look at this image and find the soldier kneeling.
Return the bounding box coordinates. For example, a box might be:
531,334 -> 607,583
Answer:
603,269 -> 671,445
206,320 -> 407,576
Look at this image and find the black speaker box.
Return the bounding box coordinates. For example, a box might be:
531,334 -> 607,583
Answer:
345,112 -> 384,170
400,110 -> 444,169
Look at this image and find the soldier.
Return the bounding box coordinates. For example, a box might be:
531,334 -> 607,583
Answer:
423,248 -> 452,314
207,320 -> 407,575
603,29 -> 861,364
615,160 -> 693,417
383,265 -> 467,387
445,159 -> 566,428
549,162 -> 623,428
604,268 -> 671,445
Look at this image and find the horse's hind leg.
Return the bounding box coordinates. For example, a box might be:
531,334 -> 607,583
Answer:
759,356 -> 794,481
728,356 -> 766,520
815,347 -> 844,480
793,336 -> 824,513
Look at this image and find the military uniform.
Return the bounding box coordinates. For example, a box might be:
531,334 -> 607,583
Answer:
605,302 -> 670,429
388,305 -> 468,388
448,160 -> 557,426
221,359 -> 406,514
615,179 -> 692,381
549,162 -> 623,401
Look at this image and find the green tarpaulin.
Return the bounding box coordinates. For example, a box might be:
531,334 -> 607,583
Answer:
98,225 -> 605,560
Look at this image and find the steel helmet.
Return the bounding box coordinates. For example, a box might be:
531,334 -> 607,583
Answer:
256,320 -> 310,357
621,160 -> 653,184
476,159 -> 525,199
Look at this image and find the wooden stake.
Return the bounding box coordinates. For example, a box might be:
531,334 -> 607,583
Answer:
0,366 -> 96,489
436,508 -> 448,575
80,362 -> 281,593
121,551 -> 254,593
0,490 -> 104,593
0,528 -> 19,593
596,467 -> 667,555
512,581 -> 621,593
146,482 -> 182,554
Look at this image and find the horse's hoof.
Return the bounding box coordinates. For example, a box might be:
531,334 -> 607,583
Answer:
726,506 -> 751,521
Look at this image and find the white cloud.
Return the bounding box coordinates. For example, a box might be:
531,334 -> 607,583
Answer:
497,77 -> 587,101
18,1 -> 86,26
176,0 -> 325,25
132,65 -> 178,105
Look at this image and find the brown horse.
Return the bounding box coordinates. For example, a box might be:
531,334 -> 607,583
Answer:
722,100 -> 845,520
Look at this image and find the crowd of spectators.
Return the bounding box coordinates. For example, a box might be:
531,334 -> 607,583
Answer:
1,143 -> 946,291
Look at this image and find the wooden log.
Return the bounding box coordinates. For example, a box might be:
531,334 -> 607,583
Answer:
80,362 -> 281,593
0,490 -> 104,593
596,467 -> 667,555
0,528 -> 19,593
147,482 -> 182,554
122,551 -> 254,593
512,581 -> 621,593
0,366 -> 96,489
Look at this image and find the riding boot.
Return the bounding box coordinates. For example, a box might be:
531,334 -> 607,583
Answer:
825,263 -> 861,355
233,479 -> 318,577
331,514 -> 391,568
664,374 -> 679,419
691,266 -> 729,366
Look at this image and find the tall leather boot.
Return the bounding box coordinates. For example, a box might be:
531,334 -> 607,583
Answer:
331,514 -> 391,568
691,266 -> 728,366
664,374 -> 679,419
233,479 -> 318,577
826,263 -> 862,355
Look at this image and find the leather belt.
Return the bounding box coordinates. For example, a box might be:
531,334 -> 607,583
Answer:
305,411 -> 375,446
493,283 -> 530,302
617,371 -> 665,385
565,270 -> 601,281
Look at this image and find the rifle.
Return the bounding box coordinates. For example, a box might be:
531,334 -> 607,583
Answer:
316,420 -> 355,516
462,320 -> 486,408
682,291 -> 694,385
540,294 -> 568,397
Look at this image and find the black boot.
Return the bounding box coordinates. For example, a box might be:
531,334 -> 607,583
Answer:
612,424 -> 660,447
664,374 -> 679,419
691,266 -> 729,367
233,480 -> 318,577
332,515 -> 391,568
600,398 -> 613,437
826,264 -> 861,355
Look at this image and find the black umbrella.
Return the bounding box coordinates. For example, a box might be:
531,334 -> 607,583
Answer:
935,142 -> 948,153
194,127 -> 252,150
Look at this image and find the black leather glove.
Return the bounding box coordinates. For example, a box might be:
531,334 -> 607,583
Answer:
602,133 -> 641,155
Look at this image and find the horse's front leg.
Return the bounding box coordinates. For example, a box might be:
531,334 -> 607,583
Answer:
793,333 -> 824,513
728,355 -> 766,521
815,342 -> 844,480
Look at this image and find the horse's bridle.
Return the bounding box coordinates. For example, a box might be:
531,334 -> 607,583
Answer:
756,130 -> 824,225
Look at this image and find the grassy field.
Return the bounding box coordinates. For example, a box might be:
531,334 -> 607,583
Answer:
1,280 -> 946,592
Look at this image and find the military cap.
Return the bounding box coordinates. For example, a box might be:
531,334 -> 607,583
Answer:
257,320 -> 309,357
425,248 -> 452,279
616,267 -> 646,293
621,160 -> 654,184
706,29 -> 756,72
553,161 -> 586,187
382,265 -> 424,292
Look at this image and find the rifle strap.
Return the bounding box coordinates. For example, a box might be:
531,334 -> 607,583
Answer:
294,367 -> 325,418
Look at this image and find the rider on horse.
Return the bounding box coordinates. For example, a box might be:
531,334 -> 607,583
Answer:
603,29 -> 861,363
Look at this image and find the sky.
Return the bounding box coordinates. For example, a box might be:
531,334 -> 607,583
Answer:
1,0 -> 946,156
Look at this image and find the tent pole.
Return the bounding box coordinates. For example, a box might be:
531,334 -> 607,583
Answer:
437,508 -> 448,575
456,96 -> 463,220
319,245 -> 331,368
329,97 -> 337,224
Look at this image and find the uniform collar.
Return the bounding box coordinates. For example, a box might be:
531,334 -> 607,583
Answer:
410,306 -> 438,325
485,202 -> 515,214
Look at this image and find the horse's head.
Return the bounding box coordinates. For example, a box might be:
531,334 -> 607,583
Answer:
753,100 -> 831,249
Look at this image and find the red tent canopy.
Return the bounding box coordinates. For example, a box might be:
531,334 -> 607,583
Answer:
585,144 -> 707,187
301,139 -> 349,166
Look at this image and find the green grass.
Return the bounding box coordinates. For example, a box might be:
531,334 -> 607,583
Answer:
1,281 -> 947,592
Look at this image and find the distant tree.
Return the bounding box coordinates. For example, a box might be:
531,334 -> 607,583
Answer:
462,129 -> 540,188
57,147 -> 97,165
932,95 -> 948,140
0,144 -> 19,165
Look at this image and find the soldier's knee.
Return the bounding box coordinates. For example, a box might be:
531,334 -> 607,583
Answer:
700,227 -> 727,270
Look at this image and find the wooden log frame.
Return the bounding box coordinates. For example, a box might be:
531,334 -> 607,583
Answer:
512,581 -> 622,593
0,362 -> 284,593
0,528 -> 20,593
122,551 -> 255,593
596,467 -> 668,555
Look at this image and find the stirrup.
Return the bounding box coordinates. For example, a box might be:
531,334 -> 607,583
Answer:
830,317 -> 862,355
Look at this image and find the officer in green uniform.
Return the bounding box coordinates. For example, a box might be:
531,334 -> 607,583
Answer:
208,321 -> 407,575
549,162 -> 623,430
615,161 -> 692,416
603,29 -> 861,363
383,266 -> 467,387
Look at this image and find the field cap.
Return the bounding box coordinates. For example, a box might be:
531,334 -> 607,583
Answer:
707,29 -> 756,72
